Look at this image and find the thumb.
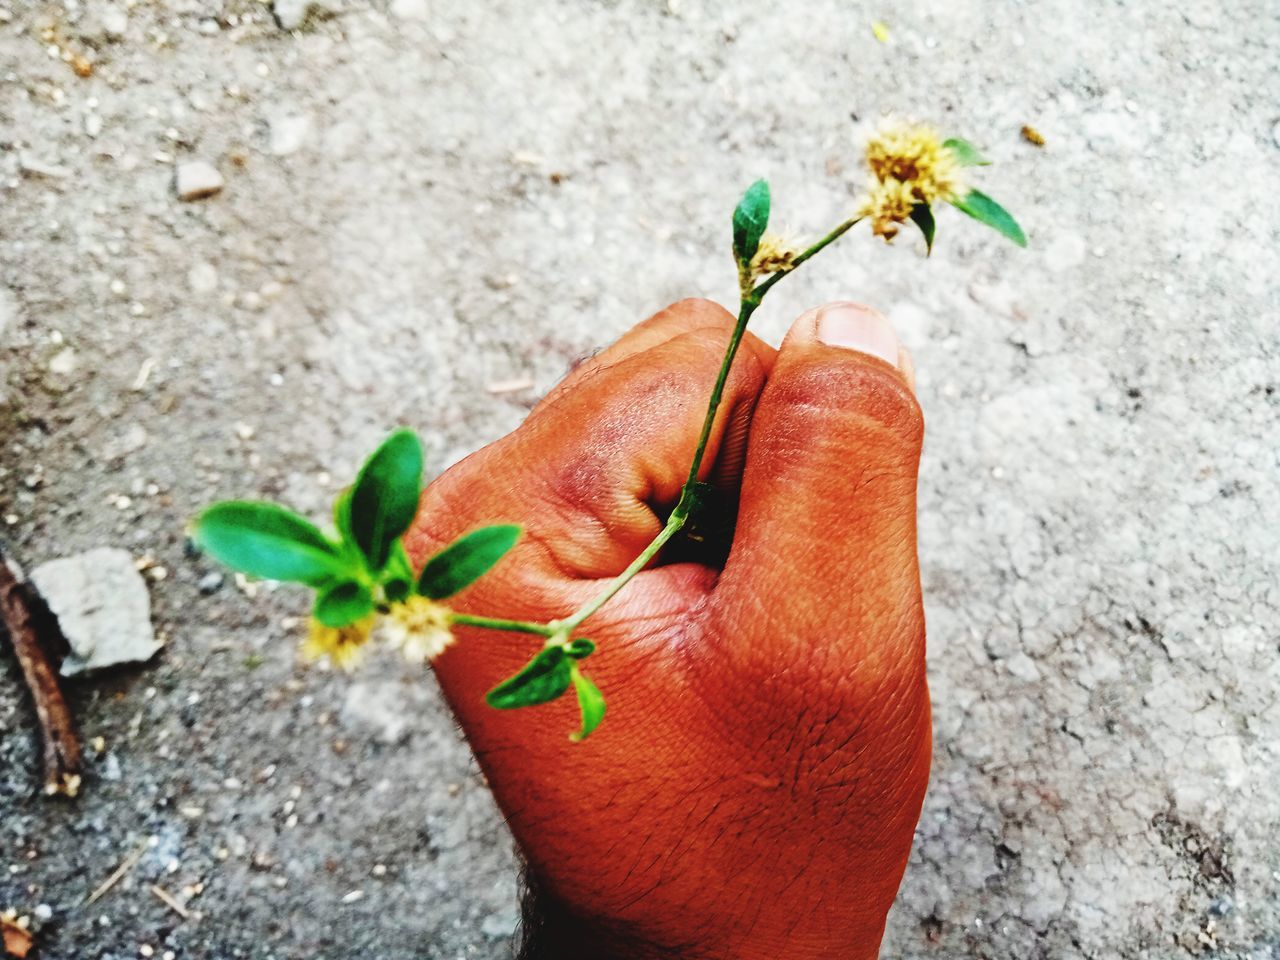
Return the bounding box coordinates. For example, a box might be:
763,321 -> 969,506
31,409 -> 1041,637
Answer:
708,301 -> 925,681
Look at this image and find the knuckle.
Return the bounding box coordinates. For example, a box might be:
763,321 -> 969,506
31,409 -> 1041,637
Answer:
664,296 -> 736,330
766,353 -> 924,453
675,325 -> 767,385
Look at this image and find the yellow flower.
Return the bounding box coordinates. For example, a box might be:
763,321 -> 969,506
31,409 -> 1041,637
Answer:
302,615 -> 375,671
856,177 -> 919,240
863,118 -> 965,203
381,595 -> 454,663
748,231 -> 799,279
858,118 -> 966,240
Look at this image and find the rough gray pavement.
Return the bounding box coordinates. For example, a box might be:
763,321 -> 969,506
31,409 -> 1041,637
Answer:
1,1 -> 1278,958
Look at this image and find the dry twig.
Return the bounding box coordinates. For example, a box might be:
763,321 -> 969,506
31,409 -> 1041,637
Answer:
149,885 -> 194,921
0,551 -> 82,797
85,841 -> 149,905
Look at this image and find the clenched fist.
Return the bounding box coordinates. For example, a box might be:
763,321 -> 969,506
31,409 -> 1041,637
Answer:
404,298 -> 930,960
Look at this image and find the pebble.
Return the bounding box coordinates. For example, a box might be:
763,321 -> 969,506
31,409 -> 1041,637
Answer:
188,261 -> 219,294
33,905 -> 52,922
101,6 -> 128,39
174,160 -> 224,201
273,0 -> 334,30
268,112 -> 312,156
48,348 -> 78,376
84,114 -> 103,138
30,547 -> 162,677
390,0 -> 429,19
20,156 -> 71,179
198,571 -> 225,595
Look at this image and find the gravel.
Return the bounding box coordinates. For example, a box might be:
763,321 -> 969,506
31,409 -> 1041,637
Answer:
1,1 -> 1277,958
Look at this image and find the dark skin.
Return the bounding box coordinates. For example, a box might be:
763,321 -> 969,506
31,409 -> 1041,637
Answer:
405,297 -> 930,959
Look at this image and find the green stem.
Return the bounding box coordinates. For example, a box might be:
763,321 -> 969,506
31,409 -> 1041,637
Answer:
678,300 -> 758,496
753,215 -> 862,299
555,293 -> 761,634
464,215 -> 865,641
448,612 -> 557,637
553,510 -> 686,634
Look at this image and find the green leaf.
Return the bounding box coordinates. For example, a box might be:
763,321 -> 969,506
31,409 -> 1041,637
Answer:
943,137 -> 991,166
949,190 -> 1027,247
193,501 -> 347,585
569,666 -> 606,742
732,179 -> 771,263
418,524 -> 521,600
909,203 -> 936,255
313,580 -> 374,627
565,637 -> 595,660
348,429 -> 424,572
334,486 -> 354,543
382,541 -> 414,603
486,647 -> 573,709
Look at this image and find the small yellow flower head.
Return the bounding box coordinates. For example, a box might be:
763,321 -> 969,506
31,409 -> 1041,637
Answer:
858,119 -> 966,241
863,118 -> 964,204
856,177 -> 919,240
302,616 -> 375,672
381,595 -> 455,664
748,231 -> 799,280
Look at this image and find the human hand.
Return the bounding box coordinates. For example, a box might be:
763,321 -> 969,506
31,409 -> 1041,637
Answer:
405,297 -> 930,960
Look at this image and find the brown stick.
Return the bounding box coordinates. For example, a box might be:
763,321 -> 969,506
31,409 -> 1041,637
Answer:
0,553 -> 82,797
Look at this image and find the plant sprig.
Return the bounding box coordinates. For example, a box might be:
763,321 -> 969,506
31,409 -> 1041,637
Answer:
192,120 -> 1025,740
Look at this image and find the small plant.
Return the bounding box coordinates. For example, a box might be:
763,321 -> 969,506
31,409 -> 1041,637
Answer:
192,119 -> 1024,740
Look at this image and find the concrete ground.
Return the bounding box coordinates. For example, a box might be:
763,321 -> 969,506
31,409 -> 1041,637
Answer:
1,0 -> 1278,957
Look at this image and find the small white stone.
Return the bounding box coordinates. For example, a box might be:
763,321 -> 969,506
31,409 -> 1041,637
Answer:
341,889 -> 364,904
268,112 -> 312,157
174,160 -> 224,201
390,0 -> 428,19
101,6 -> 128,38
188,261 -> 218,294
272,0 -> 310,29
19,156 -> 71,179
30,548 -> 161,677
48,348 -> 77,375
84,114 -> 103,138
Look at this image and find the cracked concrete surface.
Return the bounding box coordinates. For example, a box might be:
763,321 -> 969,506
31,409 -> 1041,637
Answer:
1,0 -> 1278,957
